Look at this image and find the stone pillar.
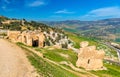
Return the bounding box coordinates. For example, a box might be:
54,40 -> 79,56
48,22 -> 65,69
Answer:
38,33 -> 45,48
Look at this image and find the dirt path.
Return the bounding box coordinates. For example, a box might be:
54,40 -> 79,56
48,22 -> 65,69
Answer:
0,39 -> 38,77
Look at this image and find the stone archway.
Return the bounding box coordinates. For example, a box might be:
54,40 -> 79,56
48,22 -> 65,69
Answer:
17,35 -> 22,42
87,59 -> 90,64
32,37 -> 39,47
23,36 -> 27,44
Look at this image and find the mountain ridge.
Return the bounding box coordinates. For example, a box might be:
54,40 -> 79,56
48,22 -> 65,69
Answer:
41,18 -> 120,42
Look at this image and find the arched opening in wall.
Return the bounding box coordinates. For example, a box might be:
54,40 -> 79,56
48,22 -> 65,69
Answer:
17,35 -> 22,41
43,41 -> 46,47
88,59 -> 90,64
24,36 -> 27,43
32,37 -> 39,47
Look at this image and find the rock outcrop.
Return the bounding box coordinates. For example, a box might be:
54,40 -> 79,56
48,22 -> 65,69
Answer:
76,41 -> 105,70
43,30 -> 73,49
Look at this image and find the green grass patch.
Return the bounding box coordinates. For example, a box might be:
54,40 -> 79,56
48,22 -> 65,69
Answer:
91,63 -> 120,77
17,43 -> 79,77
28,55 -> 79,77
66,32 -> 98,48
97,44 -> 118,57
16,33 -> 119,77
66,32 -> 118,58
63,28 -> 77,33
36,48 -> 77,66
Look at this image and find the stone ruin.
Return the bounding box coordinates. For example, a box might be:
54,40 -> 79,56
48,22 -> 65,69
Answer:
7,30 -> 45,47
7,30 -> 73,49
76,41 -> 105,70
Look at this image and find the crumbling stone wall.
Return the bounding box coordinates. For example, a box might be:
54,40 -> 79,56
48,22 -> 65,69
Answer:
7,30 -> 45,47
2,20 -> 20,24
7,30 -> 73,49
76,41 -> 105,70
7,31 -> 21,42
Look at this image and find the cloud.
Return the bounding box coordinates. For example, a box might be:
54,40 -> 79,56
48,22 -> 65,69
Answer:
81,6 -> 120,20
50,15 -> 62,18
0,0 -> 12,11
55,9 -> 75,14
0,0 -> 24,11
1,6 -> 6,10
1,0 -> 10,10
4,0 -> 10,4
1,5 -> 13,11
27,0 -> 45,7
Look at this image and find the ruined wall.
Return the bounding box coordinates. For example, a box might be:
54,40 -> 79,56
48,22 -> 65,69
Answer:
7,30 -> 72,48
7,30 -> 45,47
76,41 -> 105,70
7,31 -> 21,42
38,33 -> 45,47
2,20 -> 20,24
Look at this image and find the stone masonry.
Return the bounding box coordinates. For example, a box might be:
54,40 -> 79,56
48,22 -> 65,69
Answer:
76,41 -> 105,70
7,30 -> 45,47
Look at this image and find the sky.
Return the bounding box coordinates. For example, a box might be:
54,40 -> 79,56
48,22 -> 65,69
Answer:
0,0 -> 120,21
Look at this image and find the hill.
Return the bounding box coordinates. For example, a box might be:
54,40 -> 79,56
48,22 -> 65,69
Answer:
17,32 -> 120,77
0,16 -> 73,49
42,18 -> 120,42
1,15 -> 120,77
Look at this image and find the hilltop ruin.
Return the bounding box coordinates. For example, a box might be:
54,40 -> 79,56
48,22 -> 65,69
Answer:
76,41 -> 105,70
7,30 -> 73,48
7,30 -> 45,47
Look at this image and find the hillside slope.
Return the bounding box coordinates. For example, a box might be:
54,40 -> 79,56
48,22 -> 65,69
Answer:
42,18 -> 120,42
17,32 -> 120,77
1,16 -> 120,77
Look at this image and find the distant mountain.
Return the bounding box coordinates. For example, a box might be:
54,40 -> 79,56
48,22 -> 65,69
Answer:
41,18 -> 120,42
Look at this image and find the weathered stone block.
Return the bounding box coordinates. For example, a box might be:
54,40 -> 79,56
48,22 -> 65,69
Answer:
76,41 -> 105,70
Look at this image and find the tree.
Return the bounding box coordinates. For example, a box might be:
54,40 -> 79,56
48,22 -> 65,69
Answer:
0,21 -> 2,26
61,43 -> 68,49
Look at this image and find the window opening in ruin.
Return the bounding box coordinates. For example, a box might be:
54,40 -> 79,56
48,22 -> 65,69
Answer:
88,59 -> 90,64
32,39 -> 39,47
43,41 -> 46,47
24,36 -> 27,43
